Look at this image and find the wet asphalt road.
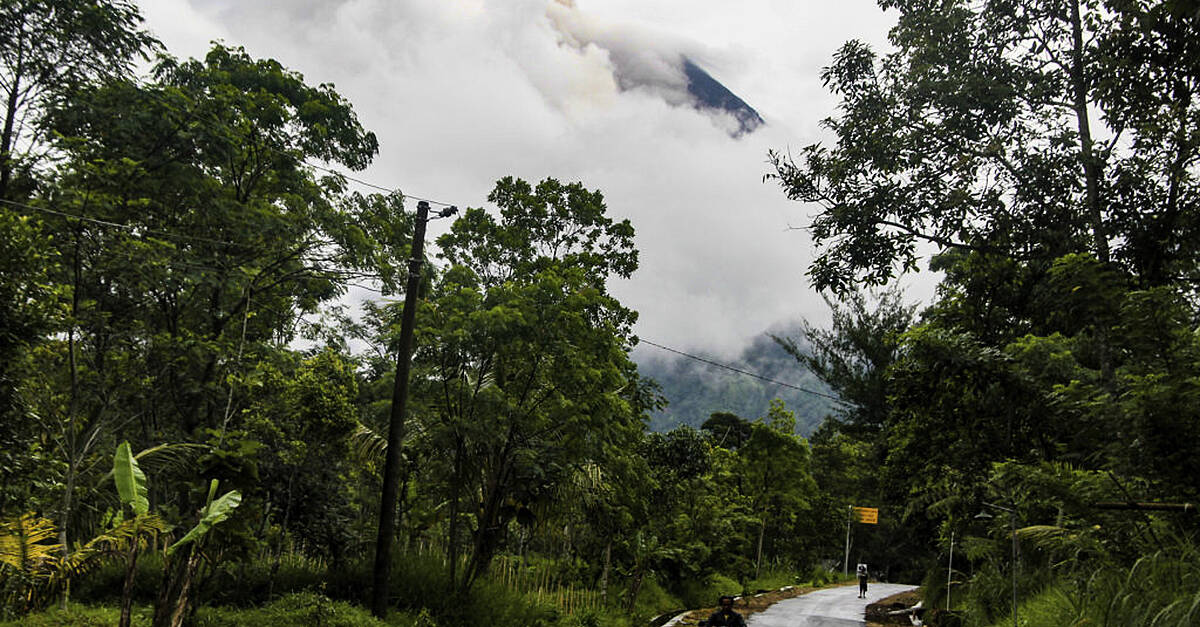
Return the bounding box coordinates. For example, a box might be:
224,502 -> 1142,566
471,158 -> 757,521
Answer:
745,583 -> 918,627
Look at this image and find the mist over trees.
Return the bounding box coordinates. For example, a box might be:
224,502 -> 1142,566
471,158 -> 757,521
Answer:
635,331 -> 835,435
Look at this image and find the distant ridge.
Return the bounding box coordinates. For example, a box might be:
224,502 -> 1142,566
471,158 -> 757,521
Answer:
682,58 -> 765,137
635,331 -> 835,436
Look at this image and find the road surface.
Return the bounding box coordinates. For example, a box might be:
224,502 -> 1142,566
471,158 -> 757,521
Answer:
746,583 -> 918,627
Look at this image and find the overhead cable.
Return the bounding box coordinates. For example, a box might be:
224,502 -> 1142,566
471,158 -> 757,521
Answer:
638,338 -> 840,401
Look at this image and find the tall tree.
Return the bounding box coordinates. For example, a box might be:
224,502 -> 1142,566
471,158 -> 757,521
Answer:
735,400 -> 816,579
773,288 -> 914,439
0,0 -> 155,519
0,0 -> 158,200
413,176 -> 643,593
0,211 -> 57,514
39,43 -> 383,441
20,43 -> 384,578
768,0 -> 1200,293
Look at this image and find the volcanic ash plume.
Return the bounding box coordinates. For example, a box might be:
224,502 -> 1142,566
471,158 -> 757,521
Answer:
544,1 -> 764,137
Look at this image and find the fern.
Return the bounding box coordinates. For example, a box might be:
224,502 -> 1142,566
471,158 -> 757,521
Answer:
0,512 -> 169,616
0,514 -> 60,576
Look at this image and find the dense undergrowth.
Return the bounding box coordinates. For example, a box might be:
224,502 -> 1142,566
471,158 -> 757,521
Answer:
7,550 -> 828,627
914,536 -> 1200,627
996,547 -> 1200,627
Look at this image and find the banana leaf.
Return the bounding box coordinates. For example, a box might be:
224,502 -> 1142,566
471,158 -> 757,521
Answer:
166,480 -> 241,556
113,441 -> 149,517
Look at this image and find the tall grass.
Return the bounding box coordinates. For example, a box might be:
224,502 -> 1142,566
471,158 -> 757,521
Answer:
489,555 -> 607,615
1060,547 -> 1200,627
964,543 -> 1200,627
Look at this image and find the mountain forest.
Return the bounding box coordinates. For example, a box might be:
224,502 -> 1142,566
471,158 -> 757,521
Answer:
2,1 -> 1199,626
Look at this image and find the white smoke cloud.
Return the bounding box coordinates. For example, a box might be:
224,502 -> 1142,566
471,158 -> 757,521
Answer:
545,1 -> 693,100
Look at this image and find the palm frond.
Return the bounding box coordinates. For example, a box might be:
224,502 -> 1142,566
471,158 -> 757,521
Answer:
351,417 -> 431,468
95,442 -> 208,486
351,421 -> 387,467
54,515 -> 170,583
0,515 -> 61,575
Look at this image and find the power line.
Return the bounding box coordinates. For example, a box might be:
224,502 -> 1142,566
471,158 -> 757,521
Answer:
304,161 -> 457,208
638,338 -> 840,401
0,197 -> 255,250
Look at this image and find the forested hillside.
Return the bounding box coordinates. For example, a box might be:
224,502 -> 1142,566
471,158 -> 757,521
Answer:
635,330 -> 836,435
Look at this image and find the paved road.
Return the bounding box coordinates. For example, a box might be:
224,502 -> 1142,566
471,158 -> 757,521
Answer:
746,583 -> 918,627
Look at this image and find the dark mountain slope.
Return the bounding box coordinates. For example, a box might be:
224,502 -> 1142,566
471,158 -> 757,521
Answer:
635,331 -> 836,436
682,58 -> 765,137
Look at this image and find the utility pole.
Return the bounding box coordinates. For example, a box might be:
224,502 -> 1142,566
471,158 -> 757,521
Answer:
371,200 -> 430,619
843,505 -> 852,576
946,529 -> 954,611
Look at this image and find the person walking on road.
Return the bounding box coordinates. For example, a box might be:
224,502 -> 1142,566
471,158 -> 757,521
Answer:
857,563 -> 869,598
701,595 -> 747,627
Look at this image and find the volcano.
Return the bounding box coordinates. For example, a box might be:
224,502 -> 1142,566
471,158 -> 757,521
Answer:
681,58 -> 764,137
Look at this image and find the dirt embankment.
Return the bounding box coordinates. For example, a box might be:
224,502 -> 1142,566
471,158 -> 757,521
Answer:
865,588 -> 922,626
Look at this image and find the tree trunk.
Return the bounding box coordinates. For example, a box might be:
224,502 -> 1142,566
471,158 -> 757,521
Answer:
599,541 -> 611,606
57,227 -> 84,610
463,447 -> 513,592
446,436 -> 464,594
267,472 -> 296,600
626,568 -> 644,615
118,539 -> 140,627
755,516 -> 766,580
0,33 -> 24,201
168,549 -> 203,627
1068,0 -> 1116,385
1068,0 -> 1107,265
152,551 -> 184,627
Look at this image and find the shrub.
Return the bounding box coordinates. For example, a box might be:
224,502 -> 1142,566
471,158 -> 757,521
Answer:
0,602 -> 147,626
677,573 -> 742,608
194,592 -> 386,627
72,551 -> 165,606
745,569 -> 794,593
629,576 -> 681,621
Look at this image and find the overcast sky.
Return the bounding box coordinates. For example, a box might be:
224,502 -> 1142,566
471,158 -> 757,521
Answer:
138,0 -> 931,359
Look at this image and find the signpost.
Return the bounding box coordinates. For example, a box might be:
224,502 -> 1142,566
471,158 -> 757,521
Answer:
843,506 -> 880,574
853,507 -> 879,524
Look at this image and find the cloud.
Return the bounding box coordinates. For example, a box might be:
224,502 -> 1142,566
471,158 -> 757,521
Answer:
142,0 -> 926,358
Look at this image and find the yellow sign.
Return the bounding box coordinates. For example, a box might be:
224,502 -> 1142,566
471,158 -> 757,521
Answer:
853,507 -> 879,524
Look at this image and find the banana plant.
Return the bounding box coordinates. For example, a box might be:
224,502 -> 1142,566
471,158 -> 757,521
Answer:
111,441 -> 169,627
166,479 -> 242,557
154,478 -> 241,627
0,443 -> 169,620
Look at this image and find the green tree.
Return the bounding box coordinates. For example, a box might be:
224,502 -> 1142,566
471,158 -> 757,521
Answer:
413,176 -> 643,594
736,400 -> 817,579
0,212 -> 58,514
701,412 -> 753,449
0,0 -> 158,200
12,42 -> 385,605
34,38 -> 382,453
766,0 -> 1200,614
243,350 -> 361,569
773,288 -> 914,439
768,0 -> 1200,293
